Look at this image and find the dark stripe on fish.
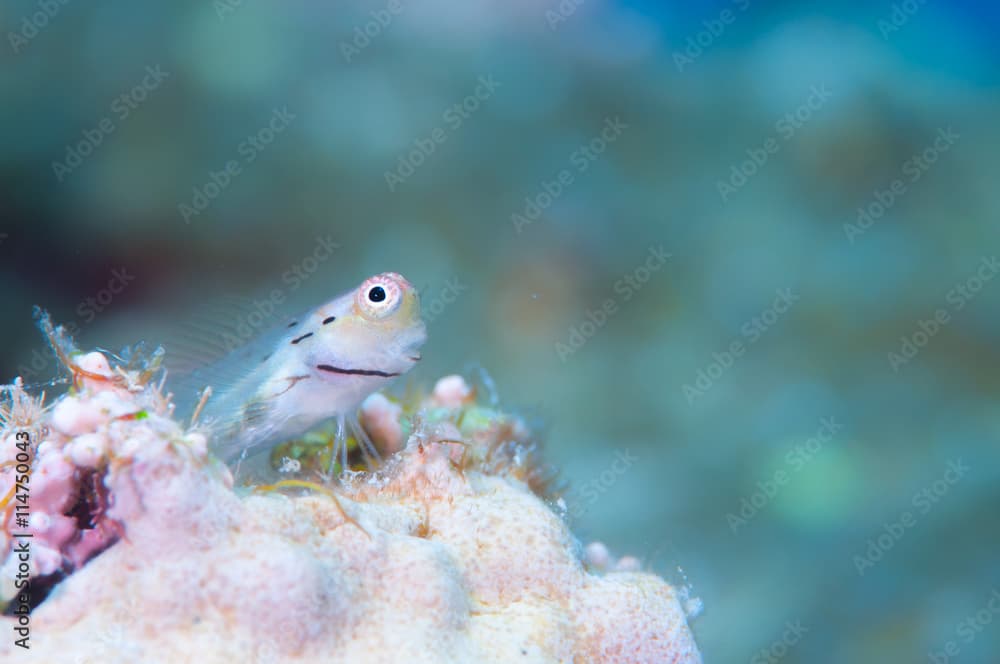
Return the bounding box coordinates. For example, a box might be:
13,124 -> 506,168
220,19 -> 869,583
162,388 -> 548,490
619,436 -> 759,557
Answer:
291,332 -> 313,344
316,364 -> 400,378
322,316 -> 336,325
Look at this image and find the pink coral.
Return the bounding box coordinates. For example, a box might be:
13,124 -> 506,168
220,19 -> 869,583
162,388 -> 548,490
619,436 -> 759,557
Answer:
0,335 -> 702,663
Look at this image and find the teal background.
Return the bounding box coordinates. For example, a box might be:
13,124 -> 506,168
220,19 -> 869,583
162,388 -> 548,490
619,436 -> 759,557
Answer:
2,1 -> 999,661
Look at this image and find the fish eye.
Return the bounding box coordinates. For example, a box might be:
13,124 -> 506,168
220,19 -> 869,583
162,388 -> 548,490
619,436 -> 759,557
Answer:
356,275 -> 404,319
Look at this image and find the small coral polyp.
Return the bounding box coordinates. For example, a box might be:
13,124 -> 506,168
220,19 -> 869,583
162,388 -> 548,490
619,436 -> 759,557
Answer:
0,316 -> 702,663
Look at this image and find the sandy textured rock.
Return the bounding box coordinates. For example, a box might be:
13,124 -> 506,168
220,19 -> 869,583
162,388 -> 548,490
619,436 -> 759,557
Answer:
0,335 -> 701,663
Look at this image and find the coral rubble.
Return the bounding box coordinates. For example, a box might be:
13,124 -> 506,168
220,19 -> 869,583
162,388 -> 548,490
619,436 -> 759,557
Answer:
0,318 -> 701,663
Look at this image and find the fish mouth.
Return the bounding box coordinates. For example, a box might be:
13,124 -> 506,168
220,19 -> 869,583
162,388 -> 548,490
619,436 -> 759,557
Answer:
316,364 -> 400,378
408,354 -> 421,362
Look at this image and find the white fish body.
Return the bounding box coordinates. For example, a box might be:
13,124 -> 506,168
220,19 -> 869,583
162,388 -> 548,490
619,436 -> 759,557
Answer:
183,273 -> 426,464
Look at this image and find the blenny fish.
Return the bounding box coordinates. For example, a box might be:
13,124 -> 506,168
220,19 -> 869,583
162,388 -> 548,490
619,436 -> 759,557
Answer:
182,272 -> 426,471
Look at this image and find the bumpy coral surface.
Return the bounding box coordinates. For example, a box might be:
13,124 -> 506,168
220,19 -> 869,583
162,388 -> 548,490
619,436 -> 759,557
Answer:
0,325 -> 701,663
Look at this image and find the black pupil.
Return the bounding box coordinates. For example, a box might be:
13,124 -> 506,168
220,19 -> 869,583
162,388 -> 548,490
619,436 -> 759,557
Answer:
368,286 -> 386,302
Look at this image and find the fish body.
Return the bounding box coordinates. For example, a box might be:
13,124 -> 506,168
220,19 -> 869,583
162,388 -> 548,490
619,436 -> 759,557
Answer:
190,273 -> 425,464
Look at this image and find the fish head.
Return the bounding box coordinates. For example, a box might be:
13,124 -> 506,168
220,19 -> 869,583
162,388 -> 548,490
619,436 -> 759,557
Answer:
302,272 -> 426,385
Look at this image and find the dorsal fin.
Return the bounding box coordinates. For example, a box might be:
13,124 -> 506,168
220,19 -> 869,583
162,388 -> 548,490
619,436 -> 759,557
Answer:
160,294 -> 310,416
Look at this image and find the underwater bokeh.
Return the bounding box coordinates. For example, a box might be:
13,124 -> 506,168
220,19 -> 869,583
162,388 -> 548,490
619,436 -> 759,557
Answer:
2,0 -> 999,661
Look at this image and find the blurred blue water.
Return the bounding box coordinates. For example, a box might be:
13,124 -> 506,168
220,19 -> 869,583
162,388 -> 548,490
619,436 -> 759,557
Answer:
2,0 -> 999,661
